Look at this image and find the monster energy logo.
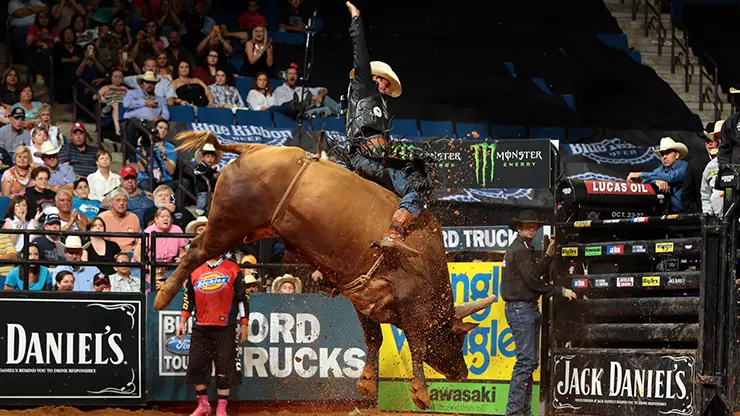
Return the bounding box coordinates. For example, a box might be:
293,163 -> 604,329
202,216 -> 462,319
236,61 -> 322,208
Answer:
471,143 -> 496,187
392,142 -> 416,161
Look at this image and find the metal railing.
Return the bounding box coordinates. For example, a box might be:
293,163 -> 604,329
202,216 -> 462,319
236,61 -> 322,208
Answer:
643,0 -> 666,55
670,23 -> 694,93
72,79 -> 102,146
699,54 -> 723,121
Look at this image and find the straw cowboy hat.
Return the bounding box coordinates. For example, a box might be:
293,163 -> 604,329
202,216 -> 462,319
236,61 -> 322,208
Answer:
349,61 -> 402,98
244,274 -> 260,286
34,141 -> 60,158
62,236 -> 83,249
185,216 -> 208,234
652,137 -> 689,159
704,120 -> 724,141
272,274 -> 302,294
508,210 -> 546,231
195,143 -> 223,164
137,71 -> 160,84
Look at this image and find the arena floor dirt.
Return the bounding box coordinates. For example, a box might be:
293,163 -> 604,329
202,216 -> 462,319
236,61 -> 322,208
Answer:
0,406 -> 431,416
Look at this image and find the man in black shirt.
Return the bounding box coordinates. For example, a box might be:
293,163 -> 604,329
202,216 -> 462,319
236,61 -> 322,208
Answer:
501,210 -> 576,416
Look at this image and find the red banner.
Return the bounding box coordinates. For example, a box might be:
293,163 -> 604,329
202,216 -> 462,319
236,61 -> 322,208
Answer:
584,180 -> 656,195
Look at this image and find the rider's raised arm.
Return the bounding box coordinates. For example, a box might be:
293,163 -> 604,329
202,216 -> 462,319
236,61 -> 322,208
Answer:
348,2 -> 373,99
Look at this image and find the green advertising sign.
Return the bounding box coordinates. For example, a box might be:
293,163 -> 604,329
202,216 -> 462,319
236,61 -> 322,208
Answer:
585,246 -> 603,256
378,380 -> 539,415
470,143 -> 497,187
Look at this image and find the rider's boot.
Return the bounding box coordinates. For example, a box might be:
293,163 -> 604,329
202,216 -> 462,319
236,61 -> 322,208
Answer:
372,209 -> 420,257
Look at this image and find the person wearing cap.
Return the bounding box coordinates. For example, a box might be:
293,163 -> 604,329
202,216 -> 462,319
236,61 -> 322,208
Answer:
52,235 -> 102,292
58,122 -> 99,177
193,143 -> 220,215
122,71 -> 170,163
87,149 -> 121,201
627,137 -> 689,213
502,210 -> 576,416
682,122 -> 721,213
35,140 -> 75,193
31,212 -> 65,262
115,165 -> 155,227
244,273 -> 261,294
123,58 -> 177,100
93,274 -> 111,292
0,107 -> 31,155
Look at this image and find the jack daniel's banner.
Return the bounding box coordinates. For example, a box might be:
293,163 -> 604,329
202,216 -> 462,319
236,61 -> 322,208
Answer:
0,293 -> 144,405
552,353 -> 696,415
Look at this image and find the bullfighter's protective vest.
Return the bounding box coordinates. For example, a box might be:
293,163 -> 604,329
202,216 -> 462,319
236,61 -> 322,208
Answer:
346,90 -> 391,144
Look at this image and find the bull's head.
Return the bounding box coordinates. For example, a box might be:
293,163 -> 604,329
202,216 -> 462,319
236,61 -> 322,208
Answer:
424,296 -> 497,381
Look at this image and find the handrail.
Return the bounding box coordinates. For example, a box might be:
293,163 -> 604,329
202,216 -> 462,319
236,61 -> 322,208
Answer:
644,0 -> 666,55
120,118 -> 158,195
699,53 -> 722,121
176,162 -> 200,207
72,78 -> 102,146
670,23 -> 694,93
632,0 -> 640,22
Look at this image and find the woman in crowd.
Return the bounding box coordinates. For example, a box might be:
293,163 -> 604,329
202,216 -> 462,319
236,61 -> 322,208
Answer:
247,72 -> 275,111
96,23 -> 119,68
72,178 -> 100,220
192,47 -> 224,86
53,27 -> 83,104
96,69 -> 129,136
10,84 -> 42,124
170,60 -> 212,107
32,104 -> 64,148
134,206 -> 186,263
110,47 -> 141,77
85,216 -> 121,276
3,197 -> 42,253
111,18 -> 132,49
2,146 -> 33,197
131,21 -> 164,66
56,189 -> 88,232
29,127 -> 50,166
209,69 -> 244,108
55,270 -> 75,291
87,150 -> 121,201
4,243 -> 52,291
136,120 -> 179,191
272,274 -> 301,294
196,28 -> 233,59
157,0 -> 185,36
240,26 -> 273,78
0,68 -> 21,110
146,20 -> 169,50
53,0 -> 87,33
156,51 -> 174,81
75,43 -> 106,114
24,166 -> 56,214
26,10 -> 58,82
71,14 -> 97,47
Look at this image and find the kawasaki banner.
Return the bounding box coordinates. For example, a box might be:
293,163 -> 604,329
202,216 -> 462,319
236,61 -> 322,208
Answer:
378,262 -> 539,415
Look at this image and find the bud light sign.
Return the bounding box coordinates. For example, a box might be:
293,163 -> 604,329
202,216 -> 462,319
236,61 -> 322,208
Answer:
0,293 -> 143,405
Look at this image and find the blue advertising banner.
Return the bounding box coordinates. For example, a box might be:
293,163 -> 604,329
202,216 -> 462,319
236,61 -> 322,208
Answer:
146,292 -> 366,402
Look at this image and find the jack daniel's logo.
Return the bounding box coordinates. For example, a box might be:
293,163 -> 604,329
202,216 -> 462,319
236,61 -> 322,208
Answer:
6,324 -> 125,365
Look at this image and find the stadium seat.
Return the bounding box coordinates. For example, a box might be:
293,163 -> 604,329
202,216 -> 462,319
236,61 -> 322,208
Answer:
492,125 -> 527,140
235,110 -> 272,127
561,94 -> 577,111
391,119 -> 419,137
530,126 -> 566,140
568,127 -> 595,139
269,78 -> 284,92
532,77 -> 555,95
420,120 -> 454,138
316,116 -> 345,133
230,59 -> 244,73
0,197 -> 10,221
456,122 -> 490,139
168,105 -> 196,123
597,33 -> 629,52
273,112 -> 297,129
235,77 -> 253,95
197,107 -> 233,125
504,62 -> 516,78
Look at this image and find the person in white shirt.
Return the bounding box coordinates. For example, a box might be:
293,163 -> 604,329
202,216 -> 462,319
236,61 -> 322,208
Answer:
87,150 -> 121,201
701,148 -> 724,218
109,252 -> 141,292
246,72 -> 276,110
272,65 -> 340,116
123,58 -> 176,101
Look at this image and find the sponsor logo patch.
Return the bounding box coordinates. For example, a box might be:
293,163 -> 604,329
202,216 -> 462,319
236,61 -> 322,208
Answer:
655,242 -> 674,253
632,244 -> 647,253
574,220 -> 592,228
667,277 -> 687,287
561,247 -> 578,257
642,276 -> 661,287
585,246 -> 602,256
572,278 -> 588,289
616,277 -> 634,287
607,245 -> 624,255
593,278 -> 610,288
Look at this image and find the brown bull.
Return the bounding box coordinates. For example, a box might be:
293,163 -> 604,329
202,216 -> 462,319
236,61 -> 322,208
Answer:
154,131 -> 495,409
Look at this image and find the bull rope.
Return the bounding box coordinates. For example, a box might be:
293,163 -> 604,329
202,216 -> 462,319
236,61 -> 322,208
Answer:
270,154 -> 315,225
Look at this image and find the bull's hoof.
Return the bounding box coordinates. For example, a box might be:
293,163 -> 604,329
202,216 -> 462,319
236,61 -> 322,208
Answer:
411,388 -> 431,410
356,377 -> 378,398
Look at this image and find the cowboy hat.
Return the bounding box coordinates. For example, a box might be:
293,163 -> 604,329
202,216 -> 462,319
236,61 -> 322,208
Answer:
195,143 -> 223,164
704,120 -> 724,141
349,61 -> 402,98
508,210 -> 546,231
185,216 -> 208,234
137,71 -> 160,84
62,236 -> 83,249
245,273 -> 260,286
34,141 -> 60,158
271,274 -> 302,294
652,137 -> 689,159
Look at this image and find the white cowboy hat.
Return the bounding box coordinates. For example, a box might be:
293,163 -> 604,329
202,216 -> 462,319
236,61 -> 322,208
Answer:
34,140 -> 60,158
349,61 -> 402,98
137,71 -> 160,84
195,143 -> 223,164
62,236 -> 83,249
652,137 -> 689,160
185,216 -> 208,234
704,120 -> 724,141
271,274 -> 302,294
244,273 -> 260,285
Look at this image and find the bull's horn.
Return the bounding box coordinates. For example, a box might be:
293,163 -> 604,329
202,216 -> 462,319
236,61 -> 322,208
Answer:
454,295 -> 496,319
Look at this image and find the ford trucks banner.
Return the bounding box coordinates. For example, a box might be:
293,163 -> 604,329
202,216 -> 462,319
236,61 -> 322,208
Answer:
552,353 -> 696,415
0,293 -> 144,405
147,293 -> 366,401
378,262 -> 539,414
442,226 -> 544,251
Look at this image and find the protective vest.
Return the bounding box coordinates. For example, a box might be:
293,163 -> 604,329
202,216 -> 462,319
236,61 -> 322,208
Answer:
346,88 -> 391,141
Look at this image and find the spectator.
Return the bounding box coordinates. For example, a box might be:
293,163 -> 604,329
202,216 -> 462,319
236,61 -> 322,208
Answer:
279,0 -> 309,33
210,69 -> 244,109
132,20 -> 165,66
156,51 -> 174,81
72,178 -> 100,219
272,274 -> 301,294
238,0 -> 267,31
32,213 -> 65,261
195,28 -> 233,59
180,15 -> 206,54
53,27 -> 83,104
2,145 -> 33,197
110,48 -> 142,77
56,189 -> 87,231
1,68 -> 22,110
10,84 -> 42,125
87,149 -> 121,201
146,19 -> 170,50
185,215 -> 207,235
3,196 -> 41,252
98,187 -> 142,253
8,0 -> 48,56
122,71 -> 171,163
0,108 -> 31,154
143,184 -> 195,230
193,47 -> 226,86
52,235 -> 102,291
55,270 -> 75,291
95,23 -> 119,68
58,122 -> 99,177
157,0 -> 185,36
86,216 -> 121,275
75,43 -> 106,114
36,141 -> 76,192
627,137 -> 689,213
170,60 -> 213,107
26,10 -> 58,82
109,251 -> 141,292
134,206 -> 186,262
29,126 -> 50,165
240,26 -> 273,78
116,165 -> 155,226
96,69 -> 129,136
123,58 -> 176,101
165,30 -> 196,69
93,275 -> 111,292
136,119 -> 180,192
701,148 -> 722,218
247,72 -> 277,111
32,104 -> 64,148
111,17 -> 133,49
683,122 -> 721,213
273,64 -> 340,116
245,273 -> 262,293
24,166 -> 56,215
194,143 -> 220,215
52,0 -> 87,33
181,0 -> 215,35
4,243 -> 51,290
71,14 -> 97,47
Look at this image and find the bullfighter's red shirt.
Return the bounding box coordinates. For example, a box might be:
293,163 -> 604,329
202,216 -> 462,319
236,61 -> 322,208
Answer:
181,258 -> 249,327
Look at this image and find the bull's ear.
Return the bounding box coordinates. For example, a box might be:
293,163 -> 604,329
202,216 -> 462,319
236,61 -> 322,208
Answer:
452,321 -> 479,334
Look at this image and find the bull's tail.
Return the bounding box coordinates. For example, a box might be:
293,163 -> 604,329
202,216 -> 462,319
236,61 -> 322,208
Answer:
175,131 -> 261,158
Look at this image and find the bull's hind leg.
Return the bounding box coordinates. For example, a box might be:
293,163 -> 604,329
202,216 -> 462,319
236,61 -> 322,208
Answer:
405,329 -> 431,410
355,308 -> 382,398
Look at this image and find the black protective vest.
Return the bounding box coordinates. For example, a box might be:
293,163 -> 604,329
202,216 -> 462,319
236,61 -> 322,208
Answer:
346,88 -> 391,141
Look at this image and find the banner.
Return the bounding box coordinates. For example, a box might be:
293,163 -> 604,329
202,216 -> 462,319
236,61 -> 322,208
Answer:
188,122 -> 296,167
147,292 -> 366,401
442,226 -> 544,251
378,262 -> 539,414
0,293 -> 144,405
552,353 -> 696,415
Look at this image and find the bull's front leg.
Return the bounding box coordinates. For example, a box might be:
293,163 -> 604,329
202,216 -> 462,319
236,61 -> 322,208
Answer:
355,309 -> 382,398
406,330 -> 431,410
